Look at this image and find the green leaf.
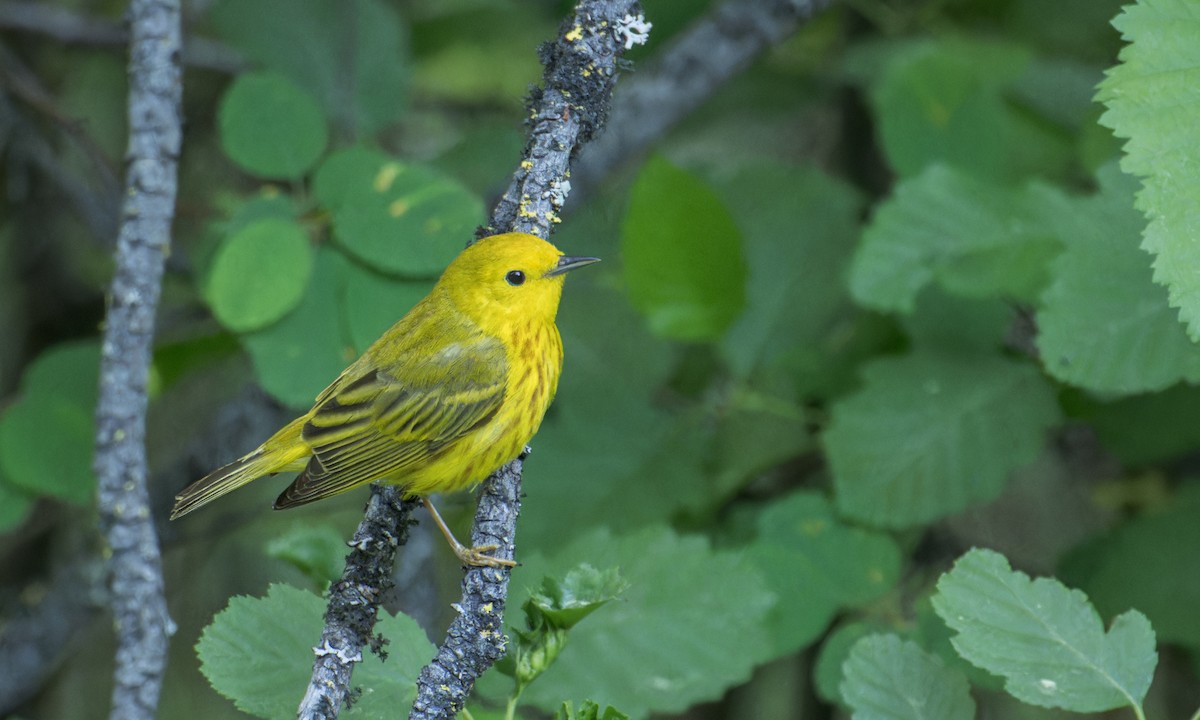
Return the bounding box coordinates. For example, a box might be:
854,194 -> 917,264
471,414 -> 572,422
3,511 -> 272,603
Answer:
621,156 -> 746,341
554,700 -> 630,720
218,72 -> 328,180
1061,488 -> 1200,648
313,146 -> 481,276
412,9 -> 547,107
712,162 -> 864,377
339,260 -> 434,354
526,564 -> 629,630
266,524 -> 348,589
868,38 -> 1070,182
849,164 -> 1060,313
841,634 -> 975,720
1036,165 -> 1200,393
0,340 -> 102,506
745,492 -> 901,655
1098,0 -> 1200,339
205,217 -> 315,333
211,0 -> 408,135
903,289 -> 1014,355
242,247 -> 352,408
932,548 -> 1157,713
706,401 -> 812,508
826,352 -> 1060,527
0,397 -> 95,506
507,565 -> 628,695
197,584 -> 434,719
813,622 -> 877,706
20,340 -> 101,408
1069,384 -> 1200,466
514,525 -> 775,717
520,283 -> 685,547
0,477 -> 34,530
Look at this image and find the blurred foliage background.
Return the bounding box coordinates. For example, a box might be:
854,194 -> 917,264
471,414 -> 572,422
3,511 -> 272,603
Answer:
1,0 -> 1199,717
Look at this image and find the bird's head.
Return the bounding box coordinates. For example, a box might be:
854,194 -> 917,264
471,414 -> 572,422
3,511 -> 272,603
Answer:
439,232 -> 599,328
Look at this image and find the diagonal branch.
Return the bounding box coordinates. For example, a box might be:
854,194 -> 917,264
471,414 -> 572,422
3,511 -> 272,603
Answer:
296,2 -> 647,718
297,489 -> 421,718
93,0 -> 182,718
412,2 -> 646,717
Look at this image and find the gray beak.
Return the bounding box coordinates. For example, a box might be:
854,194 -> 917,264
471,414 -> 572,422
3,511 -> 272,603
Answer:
545,255 -> 601,277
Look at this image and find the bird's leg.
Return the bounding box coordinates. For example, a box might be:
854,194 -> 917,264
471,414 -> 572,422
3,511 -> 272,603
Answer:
422,497 -> 517,568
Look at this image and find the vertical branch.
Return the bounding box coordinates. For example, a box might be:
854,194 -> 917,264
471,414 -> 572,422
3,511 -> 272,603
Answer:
297,489 -> 420,720
412,2 -> 646,718
297,2 -> 647,718
93,0 -> 182,718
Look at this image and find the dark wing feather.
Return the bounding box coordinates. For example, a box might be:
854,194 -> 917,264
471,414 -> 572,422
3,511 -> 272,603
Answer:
275,328 -> 508,509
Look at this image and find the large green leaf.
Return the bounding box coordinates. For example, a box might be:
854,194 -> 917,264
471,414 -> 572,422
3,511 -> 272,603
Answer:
242,247 -> 352,409
411,8 -> 548,107
1036,165 -> 1200,392
0,397 -> 94,505
339,260 -> 434,354
841,634 -> 975,720
1061,487 -> 1200,649
849,164 -> 1060,313
313,146 -> 481,276
513,525 -> 775,718
825,352 -> 1060,527
20,340 -> 101,409
0,341 -> 102,507
211,0 -> 409,135
745,492 -> 901,655
932,549 -> 1157,713
813,622 -> 879,706
621,156 -> 746,342
520,283 -> 685,547
1098,0 -> 1200,339
1069,384 -> 1200,466
218,72 -> 328,180
265,524 -> 350,590
867,38 -> 1071,182
197,584 -> 433,719
712,162 -> 863,377
205,217 -> 315,333
0,476 -> 34,531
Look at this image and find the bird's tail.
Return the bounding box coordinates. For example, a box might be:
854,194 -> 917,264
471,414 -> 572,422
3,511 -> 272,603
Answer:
170,417 -> 309,519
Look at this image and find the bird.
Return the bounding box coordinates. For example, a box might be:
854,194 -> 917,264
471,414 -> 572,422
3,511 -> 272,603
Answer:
170,232 -> 599,567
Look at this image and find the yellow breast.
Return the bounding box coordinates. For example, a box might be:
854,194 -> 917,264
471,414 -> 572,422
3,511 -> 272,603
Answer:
400,320 -> 563,496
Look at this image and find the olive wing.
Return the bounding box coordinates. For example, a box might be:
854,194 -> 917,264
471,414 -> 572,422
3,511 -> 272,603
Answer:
275,334 -> 508,508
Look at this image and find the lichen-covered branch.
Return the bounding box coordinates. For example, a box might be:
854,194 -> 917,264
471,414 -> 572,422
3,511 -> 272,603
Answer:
92,0 -> 182,718
297,2 -> 646,718
485,0 -> 648,240
297,488 -> 420,719
572,0 -> 834,196
412,2 -> 646,718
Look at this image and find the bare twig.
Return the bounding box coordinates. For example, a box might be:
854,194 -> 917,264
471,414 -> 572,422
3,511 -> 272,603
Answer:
93,0 -> 182,717
0,0 -> 244,74
571,0 -> 835,197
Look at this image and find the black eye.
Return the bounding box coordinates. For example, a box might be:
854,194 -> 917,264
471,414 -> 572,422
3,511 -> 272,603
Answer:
505,270 -> 526,286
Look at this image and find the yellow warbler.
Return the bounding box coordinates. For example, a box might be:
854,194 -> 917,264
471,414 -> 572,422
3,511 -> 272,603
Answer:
171,232 -> 598,567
